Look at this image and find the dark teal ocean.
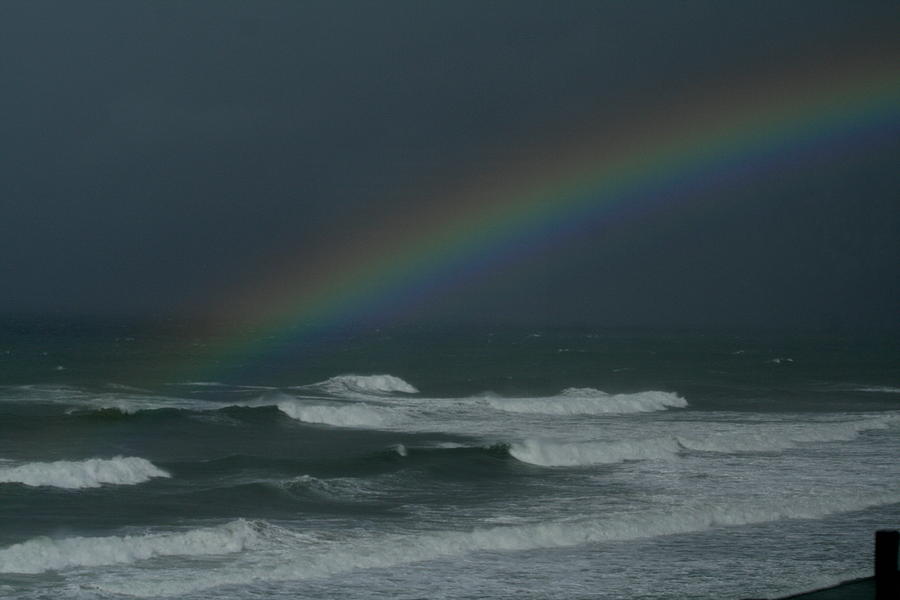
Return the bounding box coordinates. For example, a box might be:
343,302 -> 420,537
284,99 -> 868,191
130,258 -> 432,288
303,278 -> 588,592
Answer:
1,318 -> 898,599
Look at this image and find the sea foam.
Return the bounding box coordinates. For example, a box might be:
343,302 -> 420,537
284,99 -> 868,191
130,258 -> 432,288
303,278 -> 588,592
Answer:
487,389 -> 687,415
676,416 -> 896,453
3,384 -> 213,414
509,437 -> 681,466
508,416 -> 896,466
91,488 -> 900,597
306,374 -> 419,397
0,457 -> 170,489
0,520 -> 259,574
277,400 -> 398,428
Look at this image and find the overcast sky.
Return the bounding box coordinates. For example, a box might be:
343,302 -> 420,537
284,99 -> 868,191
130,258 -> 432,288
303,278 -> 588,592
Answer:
1,1 -> 897,331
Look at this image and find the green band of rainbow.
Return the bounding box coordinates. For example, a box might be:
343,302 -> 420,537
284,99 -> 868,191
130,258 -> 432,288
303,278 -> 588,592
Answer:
183,57 -> 899,378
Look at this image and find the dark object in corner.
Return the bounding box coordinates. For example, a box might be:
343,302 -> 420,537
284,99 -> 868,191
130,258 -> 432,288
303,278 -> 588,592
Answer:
875,530 -> 898,600
742,529 -> 898,600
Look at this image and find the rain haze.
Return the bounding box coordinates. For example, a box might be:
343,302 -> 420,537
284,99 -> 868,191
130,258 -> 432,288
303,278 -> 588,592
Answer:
1,1 -> 897,331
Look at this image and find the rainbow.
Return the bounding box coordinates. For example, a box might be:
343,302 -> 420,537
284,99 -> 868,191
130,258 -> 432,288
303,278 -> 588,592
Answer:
186,55 -> 899,377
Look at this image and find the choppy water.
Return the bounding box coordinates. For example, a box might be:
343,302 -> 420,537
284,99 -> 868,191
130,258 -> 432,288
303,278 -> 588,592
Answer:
1,319 -> 898,599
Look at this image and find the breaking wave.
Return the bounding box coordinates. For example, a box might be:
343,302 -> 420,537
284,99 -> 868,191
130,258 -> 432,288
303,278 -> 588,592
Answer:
0,520 -> 259,574
2,385 -> 222,414
277,400 -> 399,428
509,437 -> 681,466
508,416 -> 897,466
67,397 -> 214,414
0,457 -> 170,489
305,374 -> 419,397
487,389 -> 687,415
91,488 -> 900,597
283,474 -> 386,500
676,416 -> 897,453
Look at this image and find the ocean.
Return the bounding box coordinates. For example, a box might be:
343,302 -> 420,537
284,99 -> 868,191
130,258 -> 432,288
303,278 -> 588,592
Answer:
1,318 -> 898,599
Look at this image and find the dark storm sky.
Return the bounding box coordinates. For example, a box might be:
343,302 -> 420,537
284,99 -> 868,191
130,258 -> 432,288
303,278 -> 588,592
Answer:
1,1 -> 897,330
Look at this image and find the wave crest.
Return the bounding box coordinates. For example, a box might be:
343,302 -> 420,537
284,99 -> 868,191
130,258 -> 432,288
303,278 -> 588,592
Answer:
91,488 -> 900,597
487,389 -> 687,415
0,457 -> 170,489
677,416 -> 896,453
277,400 -> 397,428
508,416 -> 896,466
509,437 -> 681,466
308,374 -> 419,397
0,520 -> 259,574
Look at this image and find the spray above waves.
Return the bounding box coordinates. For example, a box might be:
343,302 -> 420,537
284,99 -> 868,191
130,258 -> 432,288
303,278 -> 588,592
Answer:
0,456 -> 170,489
0,520 -> 260,574
89,487 -> 900,597
302,374 -> 419,397
486,389 -> 687,415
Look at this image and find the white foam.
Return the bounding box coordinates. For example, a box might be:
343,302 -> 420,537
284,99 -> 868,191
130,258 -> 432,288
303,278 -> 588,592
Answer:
65,388 -> 288,414
487,389 -> 687,415
305,374 -> 419,397
431,442 -> 469,449
103,383 -> 152,393
509,437 -> 681,466
392,444 -> 408,457
677,416 -> 897,453
0,456 -> 170,489
277,400 -> 398,428
508,416 -> 896,466
3,384 -> 219,414
66,396 -> 214,414
92,488 -> 900,597
0,520 -> 259,574
175,382 -> 278,392
853,386 -> 900,393
282,474 -> 386,500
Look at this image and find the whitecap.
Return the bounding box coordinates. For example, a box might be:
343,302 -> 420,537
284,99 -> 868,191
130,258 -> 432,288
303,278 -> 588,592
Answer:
91,488 -> 900,597
507,416 -> 897,466
676,415 -> 897,453
277,400 -> 398,428
0,457 -> 170,489
0,520 -> 259,574
487,389 -> 687,415
302,374 -> 419,397
509,437 -> 682,466
852,385 -> 900,393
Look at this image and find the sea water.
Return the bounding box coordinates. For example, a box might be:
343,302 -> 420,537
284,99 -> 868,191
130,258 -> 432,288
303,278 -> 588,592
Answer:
0,318 -> 897,599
